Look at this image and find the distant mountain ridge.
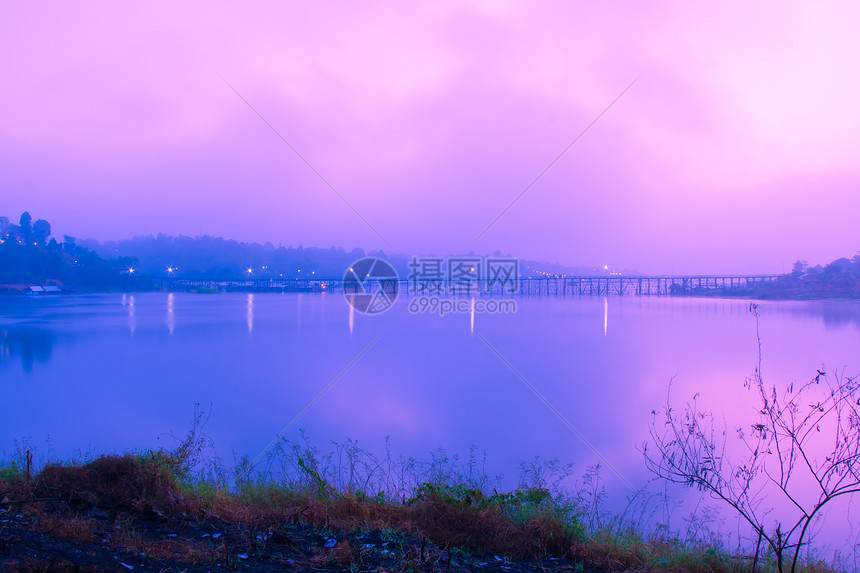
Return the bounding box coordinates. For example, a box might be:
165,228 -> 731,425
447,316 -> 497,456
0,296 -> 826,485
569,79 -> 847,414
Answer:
81,233 -> 601,280
9,210 -> 859,297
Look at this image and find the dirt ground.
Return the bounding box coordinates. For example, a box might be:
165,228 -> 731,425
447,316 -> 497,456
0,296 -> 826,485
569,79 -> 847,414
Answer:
0,500 -> 600,572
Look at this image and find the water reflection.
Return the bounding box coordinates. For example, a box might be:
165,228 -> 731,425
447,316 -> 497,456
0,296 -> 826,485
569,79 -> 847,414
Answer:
1,293 -> 859,552
775,300 -> 860,333
0,329 -> 54,373
128,295 -> 136,334
470,297 -> 475,334
603,297 -> 608,336
167,293 -> 175,334
348,296 -> 354,335
246,293 -> 254,334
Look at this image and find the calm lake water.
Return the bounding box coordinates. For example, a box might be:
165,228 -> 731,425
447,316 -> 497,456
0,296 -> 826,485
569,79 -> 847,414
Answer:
2,292 -> 860,550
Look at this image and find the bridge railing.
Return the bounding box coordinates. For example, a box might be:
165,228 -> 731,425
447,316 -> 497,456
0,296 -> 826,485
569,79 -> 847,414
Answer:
144,274 -> 783,296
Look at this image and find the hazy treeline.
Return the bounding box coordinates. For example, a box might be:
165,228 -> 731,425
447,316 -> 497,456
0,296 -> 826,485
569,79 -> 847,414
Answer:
0,212 -> 137,289
82,234 -> 589,280
83,234 -> 397,279
712,256 -> 860,299
14,209 -> 859,296
775,256 -> 860,297
2,210 -> 582,287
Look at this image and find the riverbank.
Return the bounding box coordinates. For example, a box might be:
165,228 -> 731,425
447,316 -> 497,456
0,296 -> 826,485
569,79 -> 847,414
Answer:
0,444 -> 838,572
681,287 -> 860,301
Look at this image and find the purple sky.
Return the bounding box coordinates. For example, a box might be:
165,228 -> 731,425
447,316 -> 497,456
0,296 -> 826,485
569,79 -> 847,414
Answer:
3,2 -> 860,273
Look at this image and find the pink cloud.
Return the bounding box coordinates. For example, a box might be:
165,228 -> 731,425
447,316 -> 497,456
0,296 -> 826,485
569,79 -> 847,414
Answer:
2,1 -> 860,272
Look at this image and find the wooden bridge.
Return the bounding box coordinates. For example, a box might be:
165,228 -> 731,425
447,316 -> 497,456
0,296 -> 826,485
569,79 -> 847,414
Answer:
147,274 -> 782,296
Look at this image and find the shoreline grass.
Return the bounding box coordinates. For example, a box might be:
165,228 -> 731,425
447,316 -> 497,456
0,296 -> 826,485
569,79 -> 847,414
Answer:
0,441 -> 844,572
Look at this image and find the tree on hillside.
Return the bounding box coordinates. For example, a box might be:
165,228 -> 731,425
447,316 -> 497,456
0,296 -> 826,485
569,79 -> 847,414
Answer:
789,260 -> 807,276
32,219 -> 51,246
822,257 -> 856,287
18,211 -> 32,241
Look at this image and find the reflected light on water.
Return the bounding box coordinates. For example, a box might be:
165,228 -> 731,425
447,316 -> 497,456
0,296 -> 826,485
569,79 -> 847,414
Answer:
348,296 -> 354,335
167,293 -> 175,335
603,297 -> 608,336
470,297 -> 475,334
128,295 -> 136,334
246,293 -> 254,334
